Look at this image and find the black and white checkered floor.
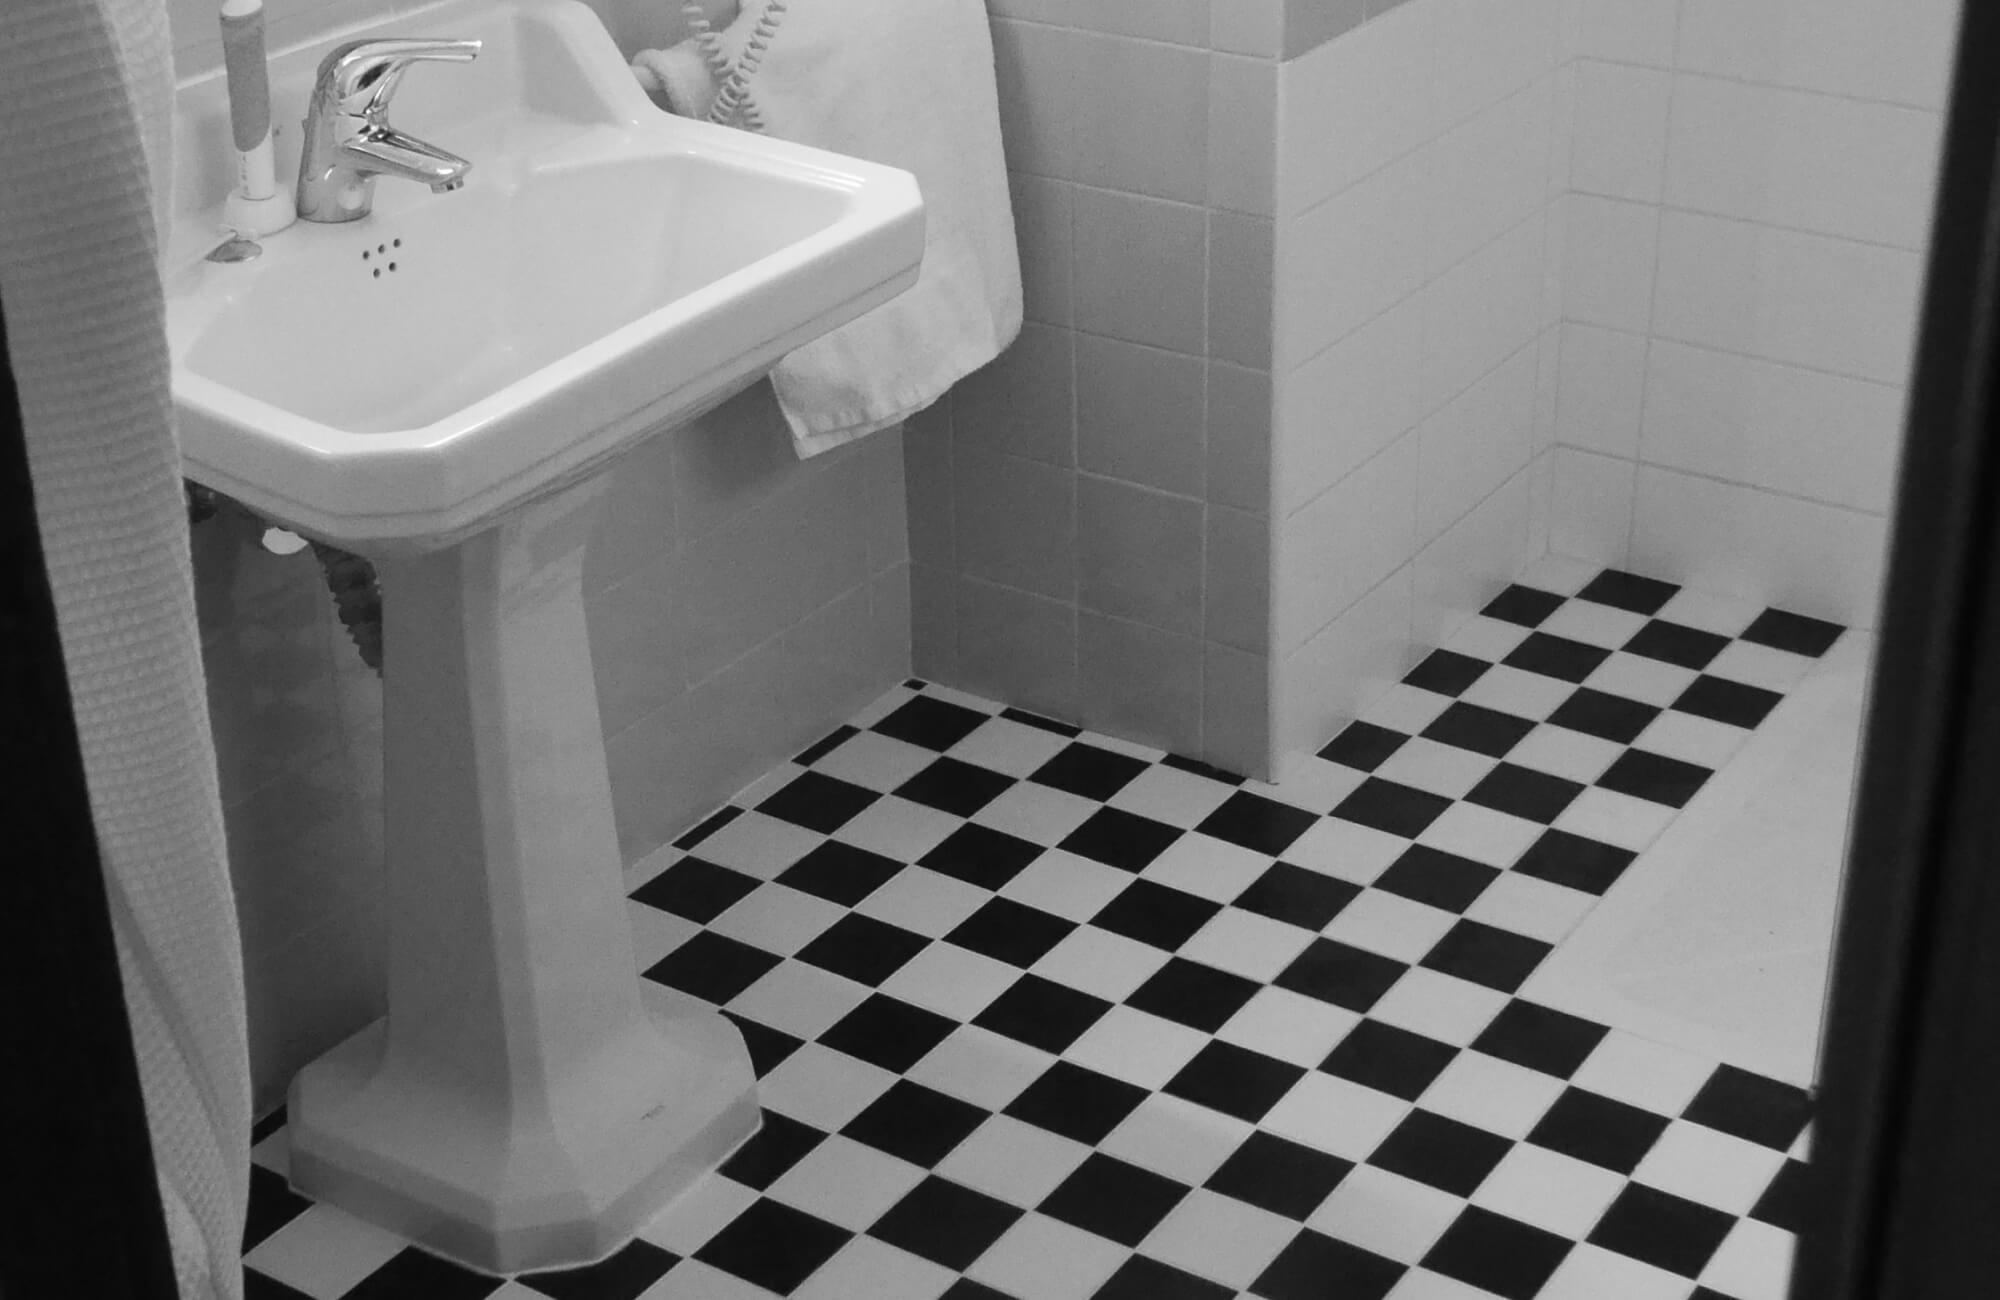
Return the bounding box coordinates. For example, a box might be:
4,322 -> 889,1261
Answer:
243,559 -> 1842,1300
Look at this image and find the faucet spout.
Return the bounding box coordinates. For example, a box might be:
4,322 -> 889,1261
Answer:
340,127 -> 472,192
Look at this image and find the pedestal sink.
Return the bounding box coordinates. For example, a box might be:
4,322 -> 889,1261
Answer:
165,0 -> 924,1273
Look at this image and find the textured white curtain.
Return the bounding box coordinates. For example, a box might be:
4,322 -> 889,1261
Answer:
0,2 -> 251,1297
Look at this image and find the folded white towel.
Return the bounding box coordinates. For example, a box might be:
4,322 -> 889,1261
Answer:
636,0 -> 1022,459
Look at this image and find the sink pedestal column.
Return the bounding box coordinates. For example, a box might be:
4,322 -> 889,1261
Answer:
286,477 -> 758,1274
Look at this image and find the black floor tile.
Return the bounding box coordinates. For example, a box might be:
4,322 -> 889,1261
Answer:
1091,880 -> 1224,951
721,1013 -> 804,1078
1598,749 -> 1712,807
1096,1256 -> 1234,1300
1471,1000 -> 1609,1078
1234,862 -> 1362,931
897,757 -> 1016,817
873,696 -> 991,751
1465,763 -> 1586,824
696,1199 -> 853,1292
1331,778 -> 1453,838
1252,1230 -> 1405,1300
795,725 -> 858,767
797,913 -> 930,986
519,1241 -> 679,1300
1751,1158 -> 1810,1234
940,1281 -> 1015,1300
1422,702 -> 1537,758
1587,1183 -> 1736,1278
971,973 -> 1113,1053
1577,570 -> 1679,615
243,1164 -> 312,1252
819,994 -> 958,1073
1527,1087 -> 1671,1174
1741,609 -> 1843,657
1126,957 -> 1262,1032
1369,1110 -> 1513,1196
1422,1207 -> 1573,1300
718,1112 -> 825,1191
1503,632 -> 1614,683
1548,687 -> 1662,744
1163,1041 -> 1307,1123
1511,830 -> 1638,895
643,932 -> 781,1004
1623,619 -> 1729,669
630,857 -> 761,923
919,824 -> 1042,890
1682,1065 -> 1813,1151
1206,1131 -> 1354,1220
947,897 -> 1078,967
758,771 -> 881,833
1673,674 -> 1784,728
1060,806 -> 1185,872
843,1079 -> 988,1166
1160,753 -> 1245,785
1403,649 -> 1492,696
871,1177 -> 1025,1271
1318,721 -> 1411,771
1376,846 -> 1501,913
1039,1153 -> 1191,1246
1003,1060 -> 1149,1145
1196,791 -> 1319,855
344,1248 -> 503,1299
672,804 -> 741,851
1273,939 -> 1408,1013
1421,920 -> 1554,993
245,1274 -> 316,1300
1031,743 -> 1149,800
1320,1019 -> 1457,1100
1001,706 -> 1082,737
1481,584 -> 1567,628
777,841 -> 904,907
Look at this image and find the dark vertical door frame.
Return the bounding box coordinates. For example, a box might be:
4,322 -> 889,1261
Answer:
0,298 -> 180,1294
1797,2 -> 2000,1296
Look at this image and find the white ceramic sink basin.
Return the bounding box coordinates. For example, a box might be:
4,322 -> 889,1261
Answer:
166,0 -> 924,551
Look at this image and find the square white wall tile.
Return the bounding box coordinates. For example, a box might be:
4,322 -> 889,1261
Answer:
1570,61 -> 1673,204
1651,210 -> 1926,385
1275,432 -> 1421,652
1675,0 -> 1960,111
1277,0 -> 1436,216
1548,447 -> 1635,566
1629,465 -> 1889,625
1282,148 -> 1433,367
1279,298 -> 1425,516
1640,340 -> 1905,513
1563,0 -> 1681,67
1555,323 -> 1648,458
1663,74 -> 1945,250
1420,214 -> 1546,414
1562,196 -> 1660,333
1432,0 -> 1562,129
1416,346 -> 1538,544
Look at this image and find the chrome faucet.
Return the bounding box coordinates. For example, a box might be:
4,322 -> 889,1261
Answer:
296,38 -> 482,223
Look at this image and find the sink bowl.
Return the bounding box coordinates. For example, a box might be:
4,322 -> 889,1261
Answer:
166,0 -> 924,551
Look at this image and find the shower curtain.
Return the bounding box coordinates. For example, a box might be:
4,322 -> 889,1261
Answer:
0,2 -> 251,1298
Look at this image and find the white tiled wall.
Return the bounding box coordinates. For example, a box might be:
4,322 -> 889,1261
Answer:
1269,0 -> 1566,769
1546,0 -> 1957,626
170,0 -> 909,1109
907,2 -> 1282,775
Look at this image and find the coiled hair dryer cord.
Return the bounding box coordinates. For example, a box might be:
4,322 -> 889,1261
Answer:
678,0 -> 788,133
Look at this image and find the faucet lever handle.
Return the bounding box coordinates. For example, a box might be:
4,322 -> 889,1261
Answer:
317,37 -> 482,119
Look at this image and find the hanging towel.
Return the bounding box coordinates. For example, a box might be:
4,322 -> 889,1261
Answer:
0,2 -> 251,1298
635,0 -> 1022,459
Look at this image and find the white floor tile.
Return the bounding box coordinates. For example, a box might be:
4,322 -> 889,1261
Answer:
1634,1121 -> 1791,1215
1099,1092 -> 1255,1186
812,731 -> 940,792
1536,1242 -> 1695,1300
998,849 -> 1134,920
791,1236 -> 957,1300
757,1042 -> 900,1131
947,716 -> 1073,778
1470,1144 -> 1625,1237
965,1213 -> 1128,1300
708,884 -> 848,955
1141,1189 -> 1299,1288
1308,1165 -> 1465,1264
1218,986 -> 1364,1068
1509,725 -> 1626,784
1466,872 -> 1596,944
1030,926 -> 1174,1001
1459,665 -> 1578,719
1415,802 -> 1547,868
1699,1218 -> 1797,1300
1262,1073 -> 1414,1160
1063,1005 -> 1212,1089
1324,890 -> 1462,961
878,943 -> 1020,1021
1180,909 -> 1318,980
1286,817 -> 1413,884
766,1136 -> 928,1231
1366,967 -> 1512,1047
243,1207 -> 410,1299
971,782 -> 1102,844
905,1025 -> 1053,1112
1141,833 -> 1278,901
1108,762 -> 1241,827
1375,737 -> 1500,799
855,866 -> 991,937
832,795 -> 964,863
693,810 -> 823,879
936,1115 -> 1094,1206
725,959 -> 871,1041
1418,1052 -> 1568,1141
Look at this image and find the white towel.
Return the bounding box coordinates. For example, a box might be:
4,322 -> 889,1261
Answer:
635,0 -> 1022,459
0,2 -> 251,1297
